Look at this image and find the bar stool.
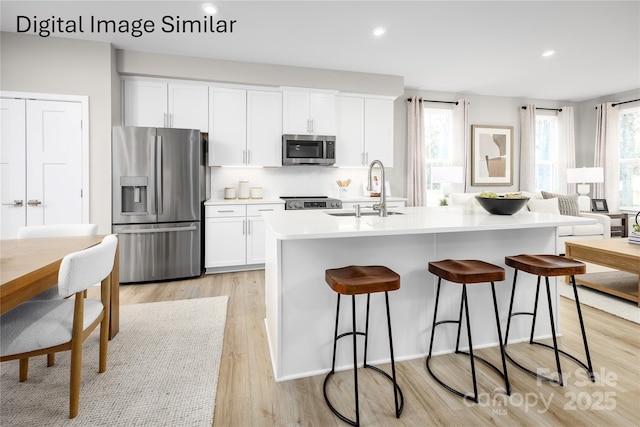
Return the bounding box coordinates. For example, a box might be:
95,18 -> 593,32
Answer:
323,265 -> 404,427
504,254 -> 594,386
426,260 -> 511,403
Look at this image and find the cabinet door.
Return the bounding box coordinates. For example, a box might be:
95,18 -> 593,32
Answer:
168,83 -> 209,132
124,79 -> 168,127
26,100 -> 83,226
364,98 -> 394,167
335,96 -> 365,167
209,87 -> 247,166
247,90 -> 282,167
282,91 -> 311,134
205,216 -> 246,267
246,216 -> 266,264
0,98 -> 26,239
309,93 -> 336,135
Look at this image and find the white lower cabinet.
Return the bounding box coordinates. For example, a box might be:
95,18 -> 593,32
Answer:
205,203 -> 283,270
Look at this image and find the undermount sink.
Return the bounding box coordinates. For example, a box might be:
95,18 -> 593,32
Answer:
326,211 -> 404,217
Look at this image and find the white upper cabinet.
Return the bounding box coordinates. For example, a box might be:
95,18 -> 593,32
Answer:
209,87 -> 247,166
335,95 -> 394,167
123,78 -> 209,132
283,91 -> 335,135
247,90 -> 283,167
209,88 -> 282,167
168,83 -> 210,131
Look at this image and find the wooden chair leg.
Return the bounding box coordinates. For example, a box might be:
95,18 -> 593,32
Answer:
69,293 -> 84,419
47,353 -> 55,367
19,358 -> 28,382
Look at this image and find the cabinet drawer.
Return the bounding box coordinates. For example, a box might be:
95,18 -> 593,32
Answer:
247,204 -> 284,216
205,205 -> 246,217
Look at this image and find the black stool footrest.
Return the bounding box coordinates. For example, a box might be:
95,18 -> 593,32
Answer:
426,351 -> 510,403
323,364 -> 404,426
505,341 -> 595,385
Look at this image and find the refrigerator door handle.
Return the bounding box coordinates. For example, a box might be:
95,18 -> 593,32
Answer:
117,225 -> 198,234
156,135 -> 163,215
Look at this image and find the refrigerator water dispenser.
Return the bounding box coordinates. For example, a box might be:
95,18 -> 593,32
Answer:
120,176 -> 148,214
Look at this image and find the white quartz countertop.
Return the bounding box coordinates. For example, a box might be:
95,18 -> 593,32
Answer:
205,198 -> 285,206
262,205 -> 596,240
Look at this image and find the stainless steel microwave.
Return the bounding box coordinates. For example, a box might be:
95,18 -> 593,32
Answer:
282,134 -> 336,166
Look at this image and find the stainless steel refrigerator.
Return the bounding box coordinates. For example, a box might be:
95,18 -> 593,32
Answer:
112,126 -> 206,283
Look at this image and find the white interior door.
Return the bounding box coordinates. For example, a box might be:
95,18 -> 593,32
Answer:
26,100 -> 83,226
0,98 -> 26,239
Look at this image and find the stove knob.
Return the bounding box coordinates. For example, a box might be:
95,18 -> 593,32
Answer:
331,202 -> 337,208
295,202 -> 302,209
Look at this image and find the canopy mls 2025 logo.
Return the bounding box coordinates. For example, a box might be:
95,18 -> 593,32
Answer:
15,15 -> 237,38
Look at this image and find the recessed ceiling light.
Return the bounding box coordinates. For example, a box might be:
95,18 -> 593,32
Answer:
372,27 -> 386,37
542,50 -> 556,57
202,3 -> 218,15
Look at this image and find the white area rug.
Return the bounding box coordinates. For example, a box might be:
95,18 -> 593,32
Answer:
559,281 -> 639,324
1,296 -> 228,426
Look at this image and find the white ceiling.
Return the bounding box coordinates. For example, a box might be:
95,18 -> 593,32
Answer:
1,1 -> 639,102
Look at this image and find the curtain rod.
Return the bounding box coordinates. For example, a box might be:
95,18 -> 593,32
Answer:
612,98 -> 640,107
407,98 -> 458,105
521,106 -> 562,112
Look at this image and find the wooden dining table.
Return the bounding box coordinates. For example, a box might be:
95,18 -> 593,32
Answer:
1,235 -> 120,339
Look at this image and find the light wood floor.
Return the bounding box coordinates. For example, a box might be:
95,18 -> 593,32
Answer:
105,271 -> 640,426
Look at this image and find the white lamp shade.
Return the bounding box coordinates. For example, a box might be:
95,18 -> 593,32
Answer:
431,166 -> 464,184
566,167 -> 604,184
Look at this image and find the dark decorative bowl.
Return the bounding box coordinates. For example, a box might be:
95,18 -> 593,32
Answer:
475,196 -> 530,215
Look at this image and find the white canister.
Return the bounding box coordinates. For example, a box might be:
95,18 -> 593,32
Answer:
224,187 -> 236,199
251,187 -> 263,199
238,181 -> 251,199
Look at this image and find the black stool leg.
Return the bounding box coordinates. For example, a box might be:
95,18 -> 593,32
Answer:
570,275 -> 595,382
384,291 -> 402,418
351,295 -> 360,427
544,276 -> 564,385
491,281 -> 511,395
330,294 -> 341,373
427,278 -> 442,359
461,284 -> 478,402
529,276 -> 542,344
504,269 -> 518,347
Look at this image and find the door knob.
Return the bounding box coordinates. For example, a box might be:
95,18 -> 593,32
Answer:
27,199 -> 42,206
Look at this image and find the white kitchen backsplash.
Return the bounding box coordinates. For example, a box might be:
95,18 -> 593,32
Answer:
209,167 -> 387,200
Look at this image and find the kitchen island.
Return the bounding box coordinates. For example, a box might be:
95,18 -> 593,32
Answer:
262,205 -> 595,382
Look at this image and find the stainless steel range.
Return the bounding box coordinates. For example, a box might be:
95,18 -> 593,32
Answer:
281,196 -> 342,210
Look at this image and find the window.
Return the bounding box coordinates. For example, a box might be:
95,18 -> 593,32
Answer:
619,106 -> 640,208
424,107 -> 453,205
534,114 -> 558,191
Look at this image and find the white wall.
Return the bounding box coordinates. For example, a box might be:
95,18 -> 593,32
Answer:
0,32 -> 116,233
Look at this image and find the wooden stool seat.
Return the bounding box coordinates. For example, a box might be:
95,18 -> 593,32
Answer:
428,259 -> 505,284
505,254 -> 585,277
325,265 -> 400,295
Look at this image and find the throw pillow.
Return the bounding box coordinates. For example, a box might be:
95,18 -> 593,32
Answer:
527,197 -> 560,214
540,191 -> 580,216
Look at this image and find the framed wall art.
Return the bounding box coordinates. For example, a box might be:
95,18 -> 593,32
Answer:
471,125 -> 514,186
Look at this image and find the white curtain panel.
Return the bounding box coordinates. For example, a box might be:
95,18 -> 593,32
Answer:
593,102 -> 620,211
406,96 -> 426,206
519,104 -> 536,191
557,106 -> 576,194
452,99 -> 470,192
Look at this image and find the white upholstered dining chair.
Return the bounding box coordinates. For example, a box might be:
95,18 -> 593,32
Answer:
0,234 -> 117,419
16,223 -> 100,367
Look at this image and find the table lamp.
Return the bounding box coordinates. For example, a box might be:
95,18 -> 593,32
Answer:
566,167 -> 604,211
431,166 -> 464,197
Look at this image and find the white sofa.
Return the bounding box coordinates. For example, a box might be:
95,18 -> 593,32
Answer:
449,192 -> 611,254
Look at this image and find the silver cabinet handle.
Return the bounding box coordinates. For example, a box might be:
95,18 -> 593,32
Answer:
27,199 -> 42,206
117,225 -> 197,234
164,113 -> 167,127
243,149 -> 246,164
2,200 -> 24,206
242,219 -> 246,235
